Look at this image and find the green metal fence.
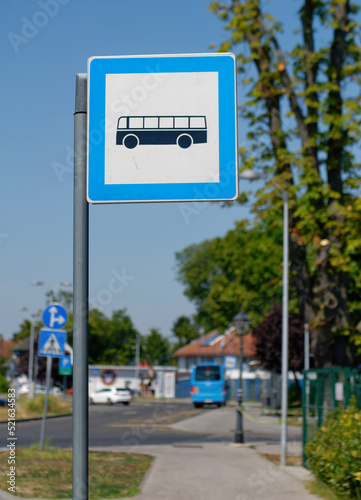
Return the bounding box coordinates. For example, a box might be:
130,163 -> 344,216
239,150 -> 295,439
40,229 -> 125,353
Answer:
302,368 -> 361,465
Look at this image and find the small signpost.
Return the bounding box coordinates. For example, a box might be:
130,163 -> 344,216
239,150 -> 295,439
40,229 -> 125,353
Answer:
38,304 -> 68,450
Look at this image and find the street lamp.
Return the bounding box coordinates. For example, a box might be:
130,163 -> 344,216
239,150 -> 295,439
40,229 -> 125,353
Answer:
18,306 -> 39,398
233,310 -> 250,443
239,169 -> 289,465
27,281 -> 46,398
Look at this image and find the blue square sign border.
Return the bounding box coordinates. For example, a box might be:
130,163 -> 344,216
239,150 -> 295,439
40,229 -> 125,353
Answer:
38,328 -> 67,358
87,53 -> 238,204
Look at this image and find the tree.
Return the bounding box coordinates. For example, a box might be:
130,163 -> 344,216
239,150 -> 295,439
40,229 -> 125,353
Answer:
252,304 -> 305,400
209,0 -> 361,366
14,287 -> 140,366
88,308 -> 139,365
176,220 -> 284,331
46,289 -> 73,310
14,319 -> 32,341
171,316 -> 200,350
252,304 -> 304,373
143,328 -> 171,366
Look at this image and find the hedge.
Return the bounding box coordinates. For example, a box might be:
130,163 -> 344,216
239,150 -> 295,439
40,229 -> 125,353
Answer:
305,397 -> 361,499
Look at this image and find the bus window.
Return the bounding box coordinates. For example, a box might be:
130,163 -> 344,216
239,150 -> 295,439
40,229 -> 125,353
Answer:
144,117 -> 158,128
174,116 -> 189,128
159,117 -> 173,128
190,116 -> 206,128
129,117 -> 143,128
195,365 -> 221,381
118,117 -> 127,129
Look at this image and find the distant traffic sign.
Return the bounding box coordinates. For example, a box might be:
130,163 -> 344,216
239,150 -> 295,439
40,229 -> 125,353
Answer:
87,53 -> 238,204
59,355 -> 72,375
42,303 -> 68,329
38,328 -> 67,358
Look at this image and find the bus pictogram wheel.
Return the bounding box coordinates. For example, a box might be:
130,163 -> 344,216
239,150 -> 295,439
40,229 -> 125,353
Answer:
177,134 -> 193,149
123,134 -> 139,149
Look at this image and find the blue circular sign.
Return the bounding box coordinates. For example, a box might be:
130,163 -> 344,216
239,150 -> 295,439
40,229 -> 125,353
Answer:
42,303 -> 68,329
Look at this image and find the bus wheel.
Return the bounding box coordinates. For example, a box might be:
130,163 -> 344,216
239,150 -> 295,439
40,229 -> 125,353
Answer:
123,134 -> 139,149
177,134 -> 192,149
194,402 -> 203,409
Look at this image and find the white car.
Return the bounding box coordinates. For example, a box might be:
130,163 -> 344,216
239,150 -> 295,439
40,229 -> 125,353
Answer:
89,387 -> 132,405
17,384 -> 63,396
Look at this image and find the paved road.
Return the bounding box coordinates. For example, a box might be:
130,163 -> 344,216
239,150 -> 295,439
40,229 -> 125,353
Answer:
0,401 -> 232,449
0,404 -> 317,500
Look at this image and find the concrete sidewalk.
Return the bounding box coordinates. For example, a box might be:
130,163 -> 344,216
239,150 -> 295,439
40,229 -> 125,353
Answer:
0,403 -> 319,500
94,404 -> 317,500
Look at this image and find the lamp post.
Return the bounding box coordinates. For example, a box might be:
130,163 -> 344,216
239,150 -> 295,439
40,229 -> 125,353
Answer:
239,169 -> 289,465
233,310 -> 250,443
18,306 -> 38,398
29,281 -> 45,398
132,335 -> 140,394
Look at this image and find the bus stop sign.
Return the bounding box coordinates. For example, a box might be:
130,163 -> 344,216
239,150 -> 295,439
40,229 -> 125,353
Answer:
87,53 -> 238,204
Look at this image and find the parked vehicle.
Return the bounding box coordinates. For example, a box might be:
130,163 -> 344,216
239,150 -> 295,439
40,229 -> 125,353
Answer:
89,387 -> 132,405
190,363 -> 227,408
17,384 -> 64,396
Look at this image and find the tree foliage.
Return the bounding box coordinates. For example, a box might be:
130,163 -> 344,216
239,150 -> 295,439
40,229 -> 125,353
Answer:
14,289 -> 174,367
142,328 -> 171,366
176,220 -> 284,331
252,304 -> 304,373
171,316 -> 200,350
207,0 -> 361,366
87,308 -> 139,365
15,319 -> 33,341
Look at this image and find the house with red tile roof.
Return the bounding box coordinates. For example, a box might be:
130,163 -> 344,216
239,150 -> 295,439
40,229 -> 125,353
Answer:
0,339 -> 15,359
173,326 -> 258,378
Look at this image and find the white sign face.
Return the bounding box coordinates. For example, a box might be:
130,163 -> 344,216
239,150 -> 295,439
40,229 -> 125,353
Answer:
104,72 -> 219,185
87,54 -> 238,203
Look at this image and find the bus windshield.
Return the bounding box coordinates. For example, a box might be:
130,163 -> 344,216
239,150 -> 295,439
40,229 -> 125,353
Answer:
195,365 -> 221,381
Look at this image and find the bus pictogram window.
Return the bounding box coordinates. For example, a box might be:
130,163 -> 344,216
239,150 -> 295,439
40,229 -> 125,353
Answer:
116,115 -> 207,149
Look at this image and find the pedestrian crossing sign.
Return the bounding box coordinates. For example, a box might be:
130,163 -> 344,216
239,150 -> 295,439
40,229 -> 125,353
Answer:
38,328 -> 67,358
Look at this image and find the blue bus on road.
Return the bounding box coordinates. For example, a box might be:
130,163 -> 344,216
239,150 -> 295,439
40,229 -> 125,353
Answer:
190,363 -> 227,408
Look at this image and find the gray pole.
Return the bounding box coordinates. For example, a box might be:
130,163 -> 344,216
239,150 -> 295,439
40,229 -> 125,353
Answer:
28,321 -> 35,398
73,73 -> 89,500
135,335 -> 140,391
304,322 -> 310,416
235,336 -> 244,443
304,323 -> 309,371
280,191 -> 289,466
39,356 -> 52,451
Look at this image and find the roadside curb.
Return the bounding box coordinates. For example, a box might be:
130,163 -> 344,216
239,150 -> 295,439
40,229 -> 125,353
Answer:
0,413 -> 72,424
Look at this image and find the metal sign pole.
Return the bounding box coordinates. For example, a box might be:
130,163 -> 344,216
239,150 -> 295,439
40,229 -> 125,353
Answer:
73,73 -> 89,500
280,191 -> 289,467
28,321 -> 35,399
39,356 -> 52,451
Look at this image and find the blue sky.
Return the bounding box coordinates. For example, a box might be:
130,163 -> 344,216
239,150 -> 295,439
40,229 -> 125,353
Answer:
0,0 -> 314,341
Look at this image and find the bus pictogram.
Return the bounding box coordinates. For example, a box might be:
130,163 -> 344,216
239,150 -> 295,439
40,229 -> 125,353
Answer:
116,115 -> 207,149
